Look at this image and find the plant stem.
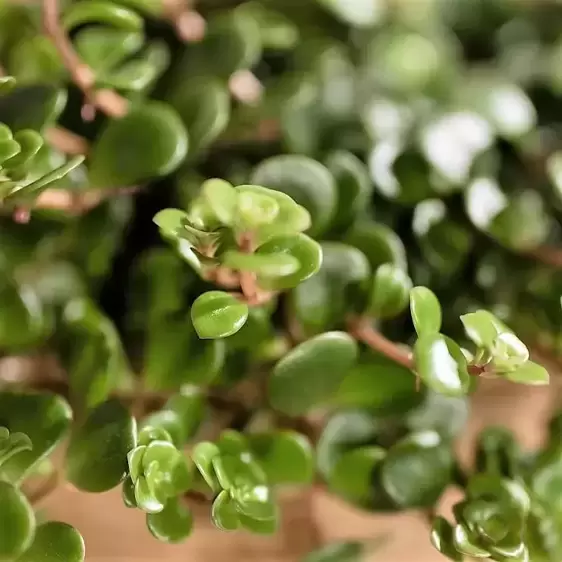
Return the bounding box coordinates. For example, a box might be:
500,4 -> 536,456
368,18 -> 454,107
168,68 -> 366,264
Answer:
42,0 -> 128,119
524,245 -> 562,269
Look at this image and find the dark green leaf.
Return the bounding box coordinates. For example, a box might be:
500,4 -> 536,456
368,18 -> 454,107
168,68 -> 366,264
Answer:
62,0 -> 143,31
250,155 -> 337,236
238,511 -> 278,535
146,497 -> 193,543
301,541 -> 365,562
269,331 -> 358,415
66,399 -> 136,492
17,522 -> 85,562
0,392 -> 72,484
0,482 -> 35,560
367,264 -> 412,319
89,102 -> 188,188
191,291 -> 249,339
430,517 -> 462,561
249,431 -> 314,485
452,524 -> 491,558
381,431 -> 453,508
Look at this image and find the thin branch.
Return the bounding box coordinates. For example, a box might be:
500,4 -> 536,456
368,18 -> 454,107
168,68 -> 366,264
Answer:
348,317 -> 487,376
42,0 -> 128,119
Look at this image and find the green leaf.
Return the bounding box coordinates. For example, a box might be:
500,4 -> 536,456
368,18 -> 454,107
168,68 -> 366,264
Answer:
504,361 -> 549,386
202,179 -> 238,226
475,427 -> 520,480
367,264 -> 412,319
122,477 -> 137,508
345,221 -> 407,272
212,454 -> 266,491
0,392 -> 72,484
217,430 -> 248,456
191,442 -> 220,492
414,333 -> 470,397
127,446 -> 146,482
211,490 -> 240,531
301,541 -> 366,562
460,310 -> 509,349
0,431 -> 32,469
221,250 -> 300,278
249,431 -> 314,485
491,332 -> 529,372
329,446 -> 386,507
138,426 -> 174,447
152,209 -> 189,237
17,522 -> 85,562
63,0 -> 143,31
236,184 -> 311,243
146,497 -> 193,543
410,286 -> 442,336
317,411 -> 379,481
231,484 -> 277,521
238,511 -> 278,535
0,482 -> 35,560
191,291 -> 249,339
167,76 -> 230,155
430,517 -> 462,561
452,524 -> 490,558
75,28 -> 143,74
66,399 -> 136,492
250,155 -> 337,236
255,233 -> 323,290
88,102 -> 188,188
381,431 -> 453,508
334,352 -> 420,413
0,85 -> 67,131
269,331 -> 359,416
324,150 -> 373,231
235,189 -> 280,230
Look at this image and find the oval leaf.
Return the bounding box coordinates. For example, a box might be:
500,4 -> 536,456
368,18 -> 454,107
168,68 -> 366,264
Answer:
191,291 -> 249,339
146,497 -> 193,543
367,264 -> 412,319
17,522 -> 85,562
410,286 -> 442,336
0,481 -> 35,560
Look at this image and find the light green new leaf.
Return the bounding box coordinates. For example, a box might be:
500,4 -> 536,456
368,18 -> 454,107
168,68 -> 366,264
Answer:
17,522 -> 85,562
153,209 -> 189,237
0,482 -> 35,561
414,333 -> 470,397
191,291 -> 249,339
89,102 -> 188,188
460,310 -> 510,348
221,250 -> 300,278
410,286 -> 442,336
212,490 -> 240,531
66,399 -> 136,492
202,179 -> 238,226
268,332 -> 359,415
505,361 -> 549,386
191,442 -> 221,492
367,263 -> 412,319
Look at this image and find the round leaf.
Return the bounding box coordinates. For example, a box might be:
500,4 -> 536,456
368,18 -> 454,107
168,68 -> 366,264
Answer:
414,334 -> 470,397
256,233 -> 323,290
504,361 -> 549,386
146,497 -> 193,544
202,179 -> 238,226
231,485 -> 277,521
66,399 -> 137,492
430,517 -> 462,561
17,522 -> 85,562
0,481 -> 35,560
410,286 -> 442,336
211,490 -> 240,531
381,431 -> 453,508
302,541 -> 365,562
249,431 -> 314,485
221,250 -> 300,278
191,291 -> 249,339
89,102 -> 188,188
367,264 -> 412,319
250,155 -> 337,236
191,442 -> 220,492
268,331 -> 359,415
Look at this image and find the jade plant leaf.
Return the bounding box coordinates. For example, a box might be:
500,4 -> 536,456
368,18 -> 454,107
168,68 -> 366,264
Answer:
146,497 -> 193,543
0,391 -> 72,484
66,399 -> 136,492
191,291 -> 249,339
88,102 -> 188,188
268,331 -> 359,415
301,540 -> 366,562
212,490 -> 240,531
0,481 -> 35,560
367,263 -> 412,319
17,522 -> 85,562
410,286 -> 442,336
250,155 -> 338,236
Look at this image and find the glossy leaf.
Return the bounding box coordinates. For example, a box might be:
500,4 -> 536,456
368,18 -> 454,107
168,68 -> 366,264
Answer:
0,392 -> 72,484
367,264 -> 412,319
250,155 -> 337,236
191,442 -> 220,492
202,179 -> 238,226
191,291 -> 249,339
269,331 -> 359,415
66,399 -> 136,492
0,482 -> 35,560
212,490 -> 240,531
410,286 -> 442,336
430,517 -> 462,561
504,361 -> 549,385
89,102 -> 188,188
381,431 -> 453,508
63,1 -> 143,31
17,522 -> 85,562
146,497 -> 193,543
301,541 -> 366,562
249,431 -> 314,485
414,334 -> 470,397
231,484 -> 277,521
222,250 -> 300,278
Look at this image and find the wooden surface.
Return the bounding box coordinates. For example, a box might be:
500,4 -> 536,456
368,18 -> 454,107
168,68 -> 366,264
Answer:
41,376 -> 558,562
